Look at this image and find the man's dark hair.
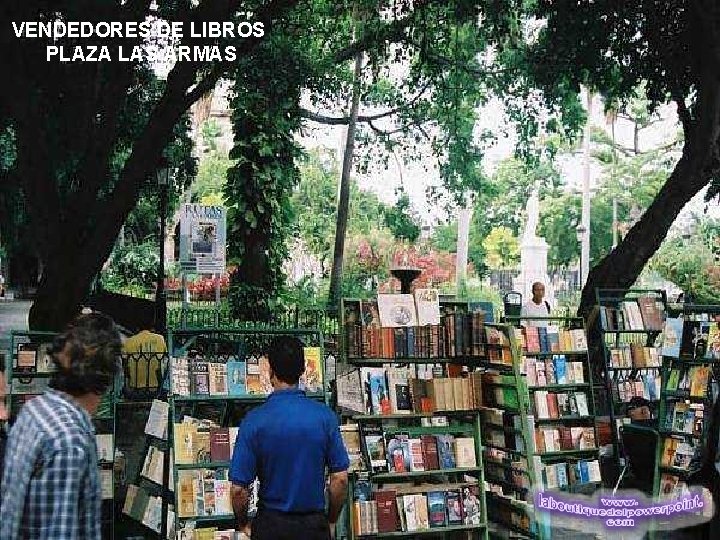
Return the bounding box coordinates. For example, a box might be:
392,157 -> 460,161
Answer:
49,312 -> 122,396
267,335 -> 305,385
626,396 -> 651,415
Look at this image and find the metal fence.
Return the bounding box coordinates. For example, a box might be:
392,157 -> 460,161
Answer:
486,267 -> 581,301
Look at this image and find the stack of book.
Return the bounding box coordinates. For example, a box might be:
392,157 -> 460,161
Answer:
665,366 -> 711,397
660,437 -> 701,470
612,372 -> 661,403
608,345 -> 662,368
533,458 -> 602,489
348,366 -> 484,415
177,468 -> 233,518
482,373 -> 519,410
171,347 -> 323,397
352,477 -> 483,536
358,423 -> 477,474
533,426 -> 597,453
344,298 -> 505,360
599,295 -> 666,331
176,528 -> 247,540
520,326 -> 587,353
525,356 -> 586,386
664,402 -> 705,436
174,418 -> 239,465
532,390 -> 591,419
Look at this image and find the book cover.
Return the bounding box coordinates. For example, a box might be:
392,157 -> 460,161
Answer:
100,468 -> 114,500
96,433 -> 114,463
415,289 -> 441,326
446,490 -> 464,525
375,489 -> 399,533
177,471 -> 197,517
662,318 -> 684,358
192,360 -> 210,395
387,367 -> 412,414
209,428 -> 231,462
408,437 -> 425,472
340,424 -> 364,472
175,423 -> 198,464
547,393 -> 560,419
208,362 -> 228,395
226,359 -> 246,395
378,293 -> 418,328
637,295 -> 664,331
214,480 -> 232,515
427,491 -> 447,528
403,495 -> 419,531
680,321 -> 702,358
172,357 -> 191,396
554,356 -> 567,384
436,434 -> 456,469
369,369 -> 391,415
454,437 -> 477,467
414,494 -> 430,530
300,347 -> 324,393
462,485 -> 483,525
575,393 -> 589,416
16,343 -> 37,373
36,343 -> 56,373
362,425 -> 388,473
707,322 -> 720,359
690,366 -> 710,397
420,434 -> 439,470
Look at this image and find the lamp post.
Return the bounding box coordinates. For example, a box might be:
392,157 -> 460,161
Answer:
156,158 -> 171,334
576,224 -> 587,290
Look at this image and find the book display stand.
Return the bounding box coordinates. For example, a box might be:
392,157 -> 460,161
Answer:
165,328 -> 327,540
653,305 -> 720,501
593,289 -> 667,463
8,330 -> 117,539
339,297 -> 490,539
495,317 -> 602,540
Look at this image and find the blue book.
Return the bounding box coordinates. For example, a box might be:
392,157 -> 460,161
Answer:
227,360 -> 246,395
662,318 -> 683,357
369,369 -> 390,414
579,460 -> 589,483
436,435 -> 456,469
556,463 -> 568,487
468,301 -> 494,323
538,327 -> 549,352
554,356 -> 567,385
406,327 -> 416,357
427,491 -> 447,528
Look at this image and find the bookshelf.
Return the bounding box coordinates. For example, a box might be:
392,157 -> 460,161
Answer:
339,297 -> 491,539
7,330 -> 118,539
165,327 -> 327,540
653,305 -> 720,502
489,317 -> 602,540
593,289 -> 668,462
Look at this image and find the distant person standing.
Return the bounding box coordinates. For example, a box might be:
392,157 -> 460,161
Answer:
0,369 -> 8,490
520,281 -> 551,327
230,336 -> 349,540
0,313 -> 121,539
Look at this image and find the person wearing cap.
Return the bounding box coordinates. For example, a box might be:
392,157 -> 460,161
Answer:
0,313 -> 121,539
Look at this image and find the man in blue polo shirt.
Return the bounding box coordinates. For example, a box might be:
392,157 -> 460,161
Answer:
230,336 -> 349,540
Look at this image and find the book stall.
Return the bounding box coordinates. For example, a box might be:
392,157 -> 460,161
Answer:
2,289 -> 720,540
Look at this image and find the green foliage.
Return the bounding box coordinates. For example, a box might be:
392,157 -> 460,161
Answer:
482,226 -> 520,268
383,186 -> 421,242
650,218 -> 720,304
194,151 -> 233,204
101,240 -> 159,294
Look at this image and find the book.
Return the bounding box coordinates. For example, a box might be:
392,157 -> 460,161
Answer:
258,355 -> 272,394
362,425 -> 388,473
208,362 -> 228,395
446,490 -> 463,525
144,399 -> 169,440
420,435 -> 439,470
100,468 -> 113,499
637,295 -> 664,331
386,435 -> 410,473
36,343 -> 55,373
96,433 -> 114,463
454,437 -> 477,467
462,485 -> 483,525
408,438 -> 425,471
415,289 -> 441,325
175,423 -> 198,464
192,360 -> 210,395
245,354 -> 262,394
415,493 -> 430,530
680,321 -> 702,358
340,424 -> 364,472
436,434 -> 456,469
369,369 -> 391,415
140,445 -> 165,485
16,343 -> 37,372
662,318 -> 684,357
226,359 -> 246,395
387,367 -> 412,414
177,471 -> 198,517
209,428 -> 231,462
300,347 -> 323,392
377,294 -> 418,328
375,489 -> 399,533
707,322 -> 720,359
172,357 -> 191,395
427,491 -> 447,528
403,495 -> 419,531
575,393 -> 589,416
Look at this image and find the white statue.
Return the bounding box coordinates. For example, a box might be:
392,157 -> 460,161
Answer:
523,189 -> 540,240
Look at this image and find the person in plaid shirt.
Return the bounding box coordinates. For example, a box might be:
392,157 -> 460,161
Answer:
0,313 -> 121,539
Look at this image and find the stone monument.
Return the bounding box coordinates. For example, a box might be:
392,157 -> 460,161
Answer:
513,189 -> 555,304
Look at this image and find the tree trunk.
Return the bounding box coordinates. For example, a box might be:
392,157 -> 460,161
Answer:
456,206 -> 472,292
327,50 -> 363,309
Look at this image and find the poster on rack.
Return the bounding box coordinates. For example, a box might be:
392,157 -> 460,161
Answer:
179,204 -> 226,274
377,294 -> 418,327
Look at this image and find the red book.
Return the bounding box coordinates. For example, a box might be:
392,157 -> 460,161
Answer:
421,435 -> 439,470
209,428 -> 231,462
546,393 -> 560,419
375,489 -> 399,533
558,427 -> 573,450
